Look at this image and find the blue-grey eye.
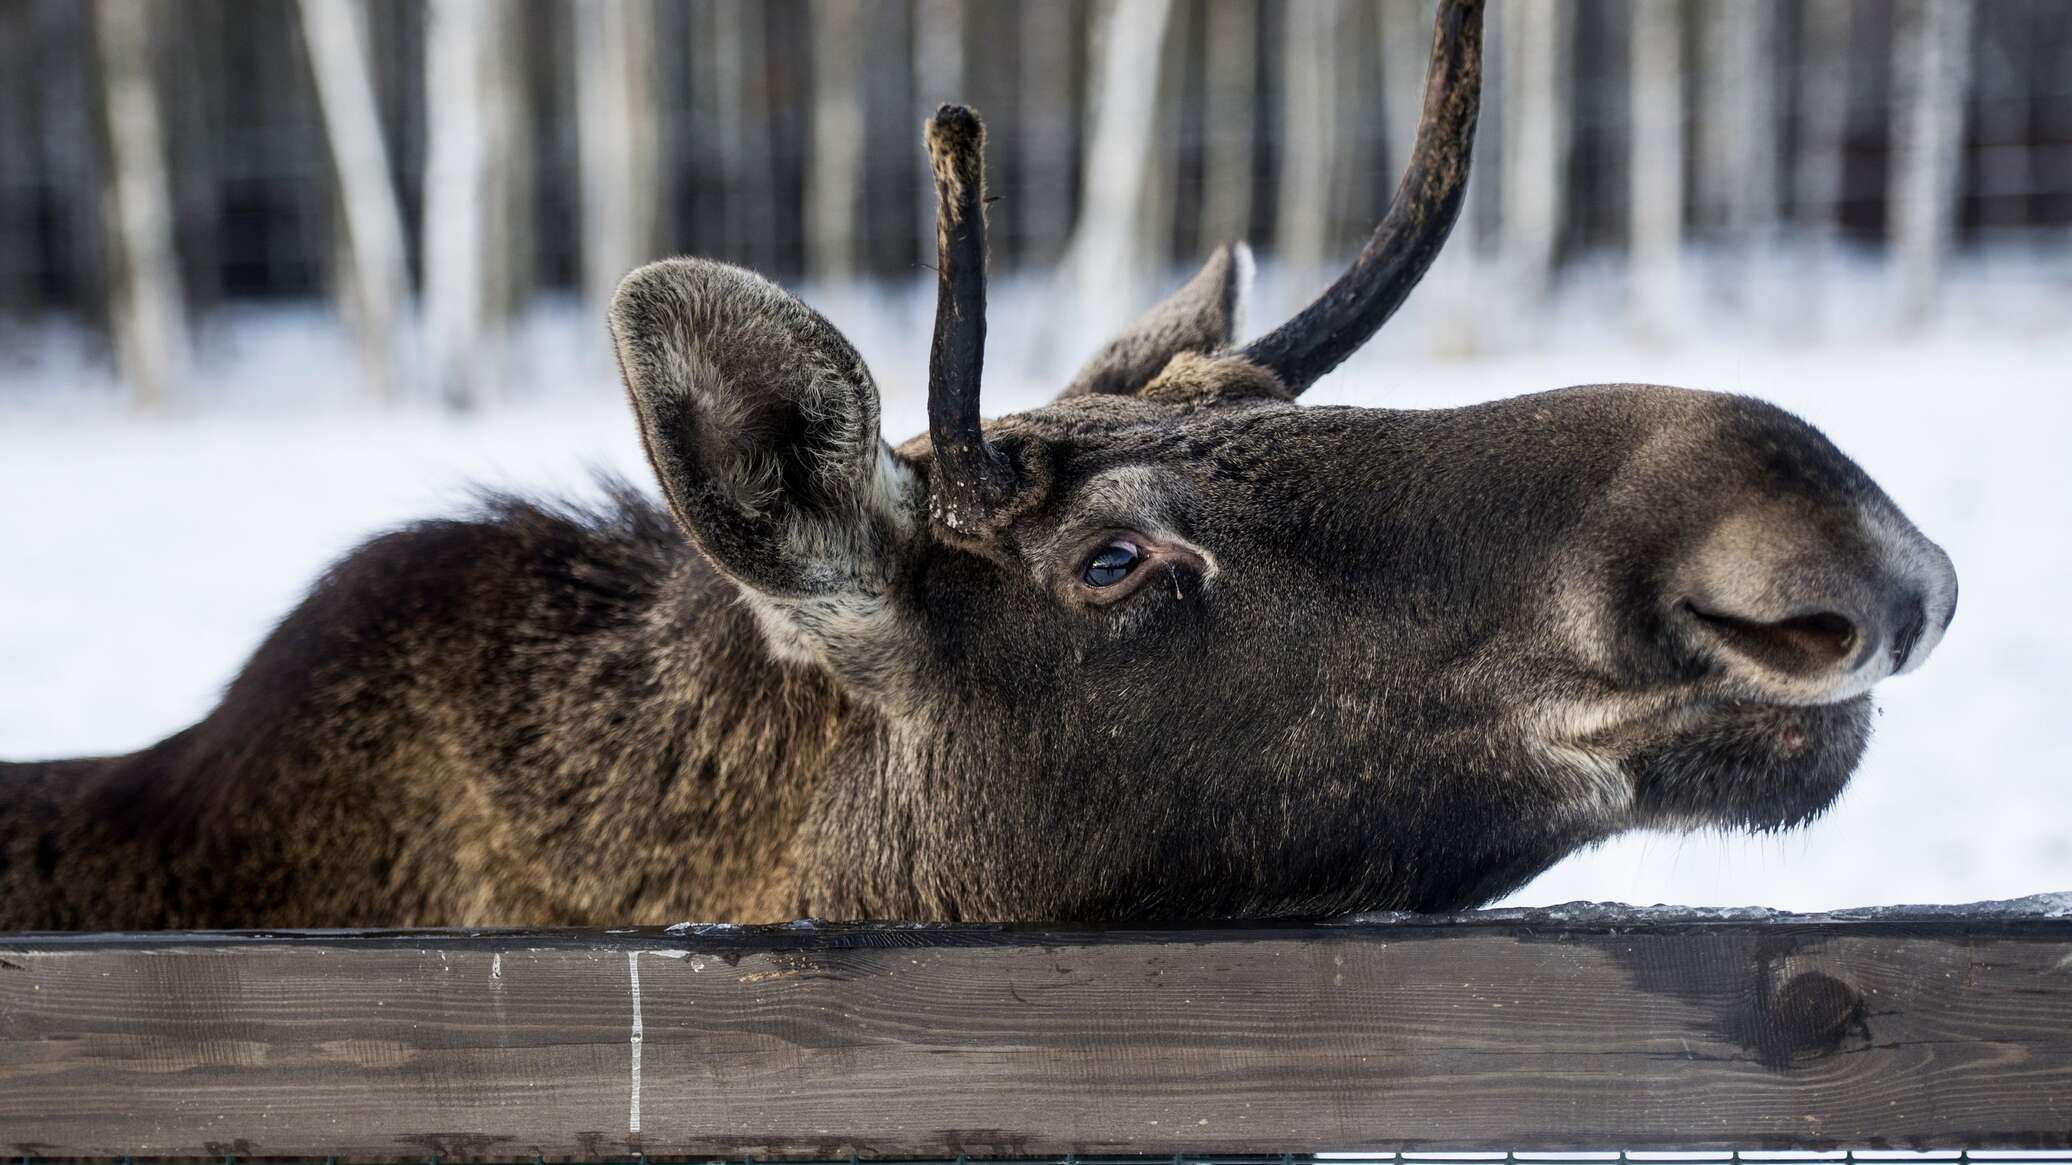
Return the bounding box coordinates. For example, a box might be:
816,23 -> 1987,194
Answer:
1082,541 -> 1142,588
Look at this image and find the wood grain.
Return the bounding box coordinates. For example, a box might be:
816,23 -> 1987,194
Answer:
1,907 -> 2068,1160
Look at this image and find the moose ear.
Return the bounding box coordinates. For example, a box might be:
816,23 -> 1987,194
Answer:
1059,242 -> 1254,398
609,258 -> 915,599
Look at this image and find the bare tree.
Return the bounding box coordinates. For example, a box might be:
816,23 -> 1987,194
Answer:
1277,0 -> 1342,280
484,10 -> 535,331
1054,0 -> 1176,336
1377,0 -> 1431,178
1140,0 -> 1191,271
0,2 -> 40,315
711,0 -> 776,271
912,0 -> 965,271
299,0 -> 412,399
1696,0 -> 1779,238
1890,0 -> 1974,322
1199,0 -> 1258,251
809,0 -> 865,284
1971,8 -> 2033,232
1629,0 -> 1685,329
1793,0 -> 1853,245
1500,0 -> 1570,304
423,0 -> 502,410
91,0 -> 190,407
575,0 -> 659,324
1017,0 -> 1076,267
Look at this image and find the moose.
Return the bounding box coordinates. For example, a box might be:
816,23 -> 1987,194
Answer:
1,0 -> 1955,930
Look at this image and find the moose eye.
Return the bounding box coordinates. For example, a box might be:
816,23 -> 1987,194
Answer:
1081,541 -> 1143,588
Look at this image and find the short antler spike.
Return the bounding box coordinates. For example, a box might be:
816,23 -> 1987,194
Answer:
1239,0 -> 1485,394
924,104 -> 1016,535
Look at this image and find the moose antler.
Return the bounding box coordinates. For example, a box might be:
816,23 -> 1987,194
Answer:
924,104 -> 1017,536
1239,0 -> 1485,394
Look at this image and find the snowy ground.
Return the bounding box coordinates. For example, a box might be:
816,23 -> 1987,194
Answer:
2,255 -> 2068,912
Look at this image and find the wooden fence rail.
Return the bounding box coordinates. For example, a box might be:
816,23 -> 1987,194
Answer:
1,898 -> 2068,1161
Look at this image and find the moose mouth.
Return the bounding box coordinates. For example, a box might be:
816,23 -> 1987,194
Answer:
1627,694 -> 1872,833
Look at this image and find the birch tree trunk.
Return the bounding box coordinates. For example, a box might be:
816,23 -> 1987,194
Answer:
423,0 -> 499,410
575,0 -> 659,325
912,0 -> 965,271
1140,0 -> 1190,272
1629,0 -> 1684,329
1198,0 -> 1257,250
1890,0 -> 1974,323
1017,0 -> 1075,266
300,0 -> 413,399
1377,0 -> 1429,178
1696,0 -> 1778,236
809,0 -> 865,284
1500,0 -> 1570,304
485,11 -> 534,330
1276,0 -> 1341,281
1793,0 -> 1852,243
91,0 -> 189,408
1051,0 -> 1175,358
712,0 -> 776,271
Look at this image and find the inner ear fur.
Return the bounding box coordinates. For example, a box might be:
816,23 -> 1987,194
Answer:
610,258 -> 911,598
1060,242 -> 1254,399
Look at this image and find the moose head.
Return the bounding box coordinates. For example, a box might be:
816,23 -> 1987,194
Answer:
606,0 -> 1957,919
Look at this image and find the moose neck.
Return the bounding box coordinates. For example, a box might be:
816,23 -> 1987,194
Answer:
457,557 -> 890,924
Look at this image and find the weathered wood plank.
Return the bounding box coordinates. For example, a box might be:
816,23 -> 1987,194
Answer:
1,900 -> 2068,1160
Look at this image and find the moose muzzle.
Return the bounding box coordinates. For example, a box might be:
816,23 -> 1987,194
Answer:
1674,501 -> 1958,705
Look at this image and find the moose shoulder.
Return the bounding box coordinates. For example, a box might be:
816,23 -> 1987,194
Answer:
0,0 -> 1955,929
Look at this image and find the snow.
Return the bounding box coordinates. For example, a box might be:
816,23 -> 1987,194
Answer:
2,257 -> 2068,913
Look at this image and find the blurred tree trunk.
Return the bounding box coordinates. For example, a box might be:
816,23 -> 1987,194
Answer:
574,0 -> 658,325
1697,0 -> 1778,238
712,0 -> 775,271
165,2 -> 224,320
91,0 -> 189,408
1198,0 -> 1256,251
1500,0 -> 1570,304
1140,0 -> 1189,272
1793,0 -> 1852,243
1628,0 -> 1684,328
1971,7 -> 2033,232
809,0 -> 864,284
1056,0 -> 1175,333
1018,0 -> 1076,267
1377,0 -> 1429,178
1890,0 -> 1974,323
0,2 -> 36,317
300,0 -> 413,400
486,11 -> 534,330
1276,0 -> 1340,280
912,0 -> 964,271
423,0 -> 501,410
37,1 -> 108,332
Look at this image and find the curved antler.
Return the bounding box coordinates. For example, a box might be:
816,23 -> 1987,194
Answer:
1238,0 -> 1485,394
924,104 -> 1017,536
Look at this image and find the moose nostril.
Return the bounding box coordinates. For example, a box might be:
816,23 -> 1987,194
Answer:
1890,608 -> 1926,670
1685,604 -> 1860,677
